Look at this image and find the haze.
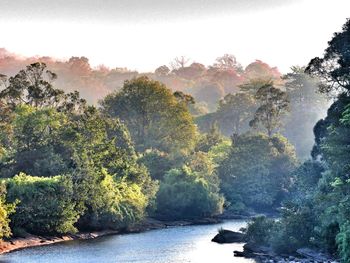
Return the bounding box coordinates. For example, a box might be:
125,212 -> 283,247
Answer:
0,0 -> 349,72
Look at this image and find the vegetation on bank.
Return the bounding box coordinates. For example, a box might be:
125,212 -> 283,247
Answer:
0,16 -> 350,263
245,18 -> 350,262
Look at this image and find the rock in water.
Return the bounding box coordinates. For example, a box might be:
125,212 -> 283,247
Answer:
211,229 -> 245,243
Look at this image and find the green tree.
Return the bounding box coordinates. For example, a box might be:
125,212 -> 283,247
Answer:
217,92 -> 256,135
249,83 -> 290,137
0,62 -> 86,113
100,76 -> 197,154
195,122 -> 224,153
219,133 -> 297,211
306,18 -> 350,95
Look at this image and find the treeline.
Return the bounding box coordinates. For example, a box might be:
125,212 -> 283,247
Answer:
0,49 -> 280,108
0,50 -> 328,159
244,18 -> 350,262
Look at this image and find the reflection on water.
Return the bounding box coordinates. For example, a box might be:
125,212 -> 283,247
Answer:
1,220 -> 256,263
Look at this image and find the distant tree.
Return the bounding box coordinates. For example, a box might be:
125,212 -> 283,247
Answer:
0,63 -> 86,113
217,92 -> 256,135
282,66 -> 328,159
170,56 -> 190,70
195,122 -> 224,153
68,56 -> 91,76
244,60 -> 281,82
283,66 -> 322,104
249,83 -> 290,137
213,54 -> 243,72
100,76 -> 197,154
155,65 -> 170,76
193,81 -> 225,111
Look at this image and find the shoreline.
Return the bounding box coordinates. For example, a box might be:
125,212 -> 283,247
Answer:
0,217 -> 226,255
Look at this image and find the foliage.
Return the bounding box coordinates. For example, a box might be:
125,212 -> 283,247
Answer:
195,122 -> 224,153
337,221 -> 350,262
245,216 -> 275,245
0,62 -> 86,113
306,18 -> 350,95
100,76 -> 197,155
216,92 -> 256,135
156,158 -> 224,219
219,133 -> 297,211
0,182 -> 16,239
6,173 -> 79,235
249,82 -> 290,137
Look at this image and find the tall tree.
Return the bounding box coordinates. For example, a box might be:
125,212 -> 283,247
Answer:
306,18 -> 350,95
100,76 -> 197,154
217,92 -> 256,135
213,54 -> 243,72
249,83 -> 290,137
0,62 -> 86,113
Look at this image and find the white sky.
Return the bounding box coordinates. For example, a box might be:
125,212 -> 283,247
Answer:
0,0 -> 349,73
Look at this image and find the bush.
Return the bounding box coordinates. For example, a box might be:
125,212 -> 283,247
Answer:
245,216 -> 275,245
0,182 -> 16,239
337,221 -> 350,262
6,173 -> 80,235
156,166 -> 224,219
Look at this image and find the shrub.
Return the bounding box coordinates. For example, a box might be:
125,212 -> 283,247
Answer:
6,173 -> 79,235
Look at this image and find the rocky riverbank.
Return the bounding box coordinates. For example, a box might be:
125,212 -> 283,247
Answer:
0,217 -> 221,255
211,228 -> 339,263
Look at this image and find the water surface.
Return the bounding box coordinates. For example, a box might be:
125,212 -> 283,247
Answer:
1,220 -> 256,263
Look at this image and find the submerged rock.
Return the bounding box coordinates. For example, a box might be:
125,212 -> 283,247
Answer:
211,229 -> 245,243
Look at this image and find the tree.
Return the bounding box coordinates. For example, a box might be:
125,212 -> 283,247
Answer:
217,92 -> 256,135
195,122 -> 224,153
154,65 -> 170,76
100,76 -> 197,154
192,81 -> 225,111
306,18 -> 350,95
218,133 -> 297,211
282,66 -> 328,159
249,83 -> 290,137
156,160 -> 224,219
170,56 -> 190,70
213,54 -> 243,72
0,62 -> 87,113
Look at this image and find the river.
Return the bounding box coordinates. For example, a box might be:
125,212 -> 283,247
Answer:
1,220 -> 256,263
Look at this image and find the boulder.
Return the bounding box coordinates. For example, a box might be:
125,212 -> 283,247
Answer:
211,229 -> 245,243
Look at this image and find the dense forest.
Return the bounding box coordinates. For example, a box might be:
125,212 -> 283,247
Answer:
0,17 -> 350,263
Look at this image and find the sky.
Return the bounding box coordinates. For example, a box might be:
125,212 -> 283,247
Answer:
0,0 -> 349,73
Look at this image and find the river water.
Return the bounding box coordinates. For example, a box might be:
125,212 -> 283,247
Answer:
1,220 -> 256,263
